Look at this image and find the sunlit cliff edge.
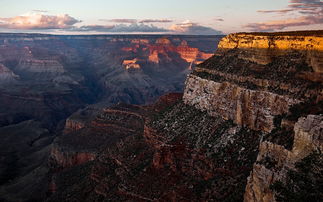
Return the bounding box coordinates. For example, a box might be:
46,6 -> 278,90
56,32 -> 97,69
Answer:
217,31 -> 323,73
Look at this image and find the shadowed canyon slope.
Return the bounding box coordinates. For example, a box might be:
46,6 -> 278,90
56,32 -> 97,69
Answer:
44,30 -> 322,202
0,34 -> 222,202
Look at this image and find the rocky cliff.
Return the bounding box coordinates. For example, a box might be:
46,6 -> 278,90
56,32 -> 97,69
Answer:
184,31 -> 323,132
44,31 -> 322,202
183,31 -> 323,201
217,31 -> 323,73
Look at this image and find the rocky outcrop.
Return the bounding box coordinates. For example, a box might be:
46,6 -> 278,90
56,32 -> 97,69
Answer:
50,146 -> 96,170
0,63 -> 19,83
49,103 -> 147,170
183,74 -> 300,132
47,94 -> 260,201
244,114 -> 323,202
217,32 -> 323,72
183,31 -> 323,132
18,59 -> 65,73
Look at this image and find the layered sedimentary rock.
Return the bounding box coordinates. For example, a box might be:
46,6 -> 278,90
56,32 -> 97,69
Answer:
181,31 -> 323,201
244,115 -> 323,202
18,59 -> 65,73
184,74 -> 299,132
49,103 -> 147,170
217,31 -> 323,73
0,34 -> 221,202
184,31 -> 323,132
44,31 -> 323,201
47,94 -> 261,201
2,31 -> 321,201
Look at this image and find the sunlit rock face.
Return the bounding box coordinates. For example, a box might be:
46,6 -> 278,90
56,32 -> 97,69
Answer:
184,31 -> 323,132
218,31 -> 323,73
122,59 -> 141,69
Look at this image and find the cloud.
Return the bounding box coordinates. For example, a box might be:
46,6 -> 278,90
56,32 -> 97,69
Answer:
32,10 -> 48,13
214,18 -> 224,22
138,19 -> 173,23
0,13 -> 80,29
100,19 -> 138,24
257,9 -> 295,14
245,15 -> 323,31
169,20 -> 223,35
246,0 -> 323,31
99,18 -> 173,24
0,13 -> 222,34
73,23 -> 169,33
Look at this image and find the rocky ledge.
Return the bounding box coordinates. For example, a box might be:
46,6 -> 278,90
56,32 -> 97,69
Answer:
184,31 -> 323,132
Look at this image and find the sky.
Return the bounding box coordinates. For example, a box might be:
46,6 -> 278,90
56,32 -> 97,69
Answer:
0,0 -> 322,35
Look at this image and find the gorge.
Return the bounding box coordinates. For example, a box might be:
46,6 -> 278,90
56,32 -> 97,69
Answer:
0,30 -> 322,202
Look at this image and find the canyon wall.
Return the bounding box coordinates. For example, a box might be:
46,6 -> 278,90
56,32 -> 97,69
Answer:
183,74 -> 300,132
244,114 -> 323,202
182,31 -> 323,201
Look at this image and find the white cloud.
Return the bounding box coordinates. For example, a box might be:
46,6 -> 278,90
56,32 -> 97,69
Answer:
0,13 -> 80,30
169,20 -> 223,35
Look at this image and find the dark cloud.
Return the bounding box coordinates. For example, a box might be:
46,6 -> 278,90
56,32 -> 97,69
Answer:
170,21 -> 223,35
246,0 -> 323,31
73,23 -> 169,33
138,19 -> 173,23
0,13 -> 81,29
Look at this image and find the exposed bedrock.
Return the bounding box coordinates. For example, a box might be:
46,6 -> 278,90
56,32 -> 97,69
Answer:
183,74 -> 300,132
244,114 -> 323,202
217,32 -> 323,73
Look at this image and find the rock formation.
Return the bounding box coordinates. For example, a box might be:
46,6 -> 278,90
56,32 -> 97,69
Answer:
217,31 -> 323,73
0,34 -> 221,202
0,63 -> 19,83
46,30 -> 322,201
1,31 -> 322,201
244,115 -> 323,202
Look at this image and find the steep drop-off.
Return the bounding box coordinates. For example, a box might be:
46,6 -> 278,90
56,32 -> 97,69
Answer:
0,35 -> 221,202
46,30 -> 322,201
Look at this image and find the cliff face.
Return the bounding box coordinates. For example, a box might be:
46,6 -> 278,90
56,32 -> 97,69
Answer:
184,31 -> 323,132
244,115 -> 323,202
217,32 -> 323,73
184,74 -> 299,132
182,31 -> 323,201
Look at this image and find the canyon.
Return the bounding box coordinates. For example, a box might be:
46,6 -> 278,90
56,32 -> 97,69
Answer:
0,30 -> 322,202
0,34 -> 221,201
